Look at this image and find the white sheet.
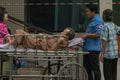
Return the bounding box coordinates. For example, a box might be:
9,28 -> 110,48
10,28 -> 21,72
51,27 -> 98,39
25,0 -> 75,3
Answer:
68,38 -> 83,47
0,43 -> 10,49
0,38 -> 83,49
0,38 -> 88,58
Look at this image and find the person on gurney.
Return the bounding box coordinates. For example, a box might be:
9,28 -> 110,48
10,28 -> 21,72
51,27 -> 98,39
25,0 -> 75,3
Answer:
9,27 -> 75,51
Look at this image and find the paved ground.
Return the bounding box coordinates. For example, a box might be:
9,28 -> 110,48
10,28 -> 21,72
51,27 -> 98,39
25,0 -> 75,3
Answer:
2,56 -> 120,80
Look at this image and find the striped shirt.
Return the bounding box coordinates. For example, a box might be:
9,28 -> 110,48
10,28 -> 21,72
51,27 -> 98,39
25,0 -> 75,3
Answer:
101,22 -> 119,59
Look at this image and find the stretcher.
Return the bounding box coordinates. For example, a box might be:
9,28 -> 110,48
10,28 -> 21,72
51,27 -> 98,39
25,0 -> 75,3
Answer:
0,34 -> 88,80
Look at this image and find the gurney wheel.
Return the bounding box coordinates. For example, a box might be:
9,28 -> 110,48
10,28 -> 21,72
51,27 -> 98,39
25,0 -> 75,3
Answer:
42,63 -> 63,80
57,62 -> 88,80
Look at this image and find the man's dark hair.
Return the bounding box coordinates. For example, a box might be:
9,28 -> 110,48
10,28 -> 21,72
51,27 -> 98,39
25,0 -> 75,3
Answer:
86,4 -> 99,14
103,9 -> 113,22
66,27 -> 75,40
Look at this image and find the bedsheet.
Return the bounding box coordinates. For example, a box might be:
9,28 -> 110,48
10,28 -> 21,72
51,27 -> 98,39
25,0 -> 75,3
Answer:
0,38 -> 86,56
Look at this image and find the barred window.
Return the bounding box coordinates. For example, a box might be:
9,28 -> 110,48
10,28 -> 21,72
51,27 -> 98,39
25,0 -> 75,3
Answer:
25,0 -> 99,32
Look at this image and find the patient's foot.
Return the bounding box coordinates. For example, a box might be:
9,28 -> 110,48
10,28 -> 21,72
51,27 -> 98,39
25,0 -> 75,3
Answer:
10,38 -> 19,48
9,37 -> 15,45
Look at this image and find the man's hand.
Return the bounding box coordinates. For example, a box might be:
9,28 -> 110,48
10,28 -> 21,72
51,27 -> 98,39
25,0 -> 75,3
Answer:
99,52 -> 104,63
4,36 -> 13,44
80,34 -> 87,39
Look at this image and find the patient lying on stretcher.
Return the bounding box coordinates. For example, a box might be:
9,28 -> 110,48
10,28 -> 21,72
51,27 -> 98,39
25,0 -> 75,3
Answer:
11,27 -> 76,50
0,27 -> 83,50
13,27 -> 75,50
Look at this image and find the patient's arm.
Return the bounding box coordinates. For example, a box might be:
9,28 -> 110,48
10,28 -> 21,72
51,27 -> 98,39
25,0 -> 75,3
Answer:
59,37 -> 68,48
48,37 -> 68,51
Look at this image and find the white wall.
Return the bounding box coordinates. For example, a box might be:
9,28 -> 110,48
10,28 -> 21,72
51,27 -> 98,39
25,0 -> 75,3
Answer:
99,1 -> 120,80
99,0 -> 112,16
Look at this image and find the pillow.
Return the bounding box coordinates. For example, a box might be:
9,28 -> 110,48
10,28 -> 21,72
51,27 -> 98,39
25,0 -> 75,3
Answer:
68,38 -> 83,47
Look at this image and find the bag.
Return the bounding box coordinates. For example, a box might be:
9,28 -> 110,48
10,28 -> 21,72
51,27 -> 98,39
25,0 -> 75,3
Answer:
13,57 -> 27,68
117,32 -> 120,57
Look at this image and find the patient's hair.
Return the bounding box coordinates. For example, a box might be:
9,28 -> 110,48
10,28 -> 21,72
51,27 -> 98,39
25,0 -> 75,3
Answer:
66,27 -> 75,40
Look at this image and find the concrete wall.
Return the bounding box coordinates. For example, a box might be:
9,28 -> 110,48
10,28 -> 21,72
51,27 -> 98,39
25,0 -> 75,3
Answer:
99,1 -> 120,80
0,0 -> 25,34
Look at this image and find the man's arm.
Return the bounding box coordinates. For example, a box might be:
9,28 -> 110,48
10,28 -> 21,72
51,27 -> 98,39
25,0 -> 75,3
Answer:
59,37 -> 68,48
101,39 -> 106,54
82,33 -> 100,39
99,39 -> 106,62
4,36 -> 12,44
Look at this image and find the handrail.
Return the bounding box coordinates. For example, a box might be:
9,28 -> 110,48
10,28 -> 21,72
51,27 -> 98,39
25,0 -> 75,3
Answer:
8,15 -> 54,34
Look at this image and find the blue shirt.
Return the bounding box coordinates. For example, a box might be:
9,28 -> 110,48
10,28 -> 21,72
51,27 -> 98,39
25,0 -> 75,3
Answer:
83,14 -> 104,52
101,22 -> 118,59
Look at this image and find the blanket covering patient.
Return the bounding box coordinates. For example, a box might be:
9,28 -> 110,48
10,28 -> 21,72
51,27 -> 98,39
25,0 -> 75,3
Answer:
0,27 -> 83,50
10,27 -> 75,51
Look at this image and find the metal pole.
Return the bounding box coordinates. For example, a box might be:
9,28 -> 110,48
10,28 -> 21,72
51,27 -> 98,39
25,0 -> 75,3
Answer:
54,0 -> 59,31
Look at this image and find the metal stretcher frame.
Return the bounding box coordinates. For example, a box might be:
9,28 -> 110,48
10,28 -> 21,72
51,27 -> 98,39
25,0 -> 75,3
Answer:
0,34 -> 89,80
0,50 -> 88,80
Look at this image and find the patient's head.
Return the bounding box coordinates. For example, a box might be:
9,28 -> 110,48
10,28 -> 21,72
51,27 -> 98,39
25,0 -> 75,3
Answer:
61,27 -> 75,40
